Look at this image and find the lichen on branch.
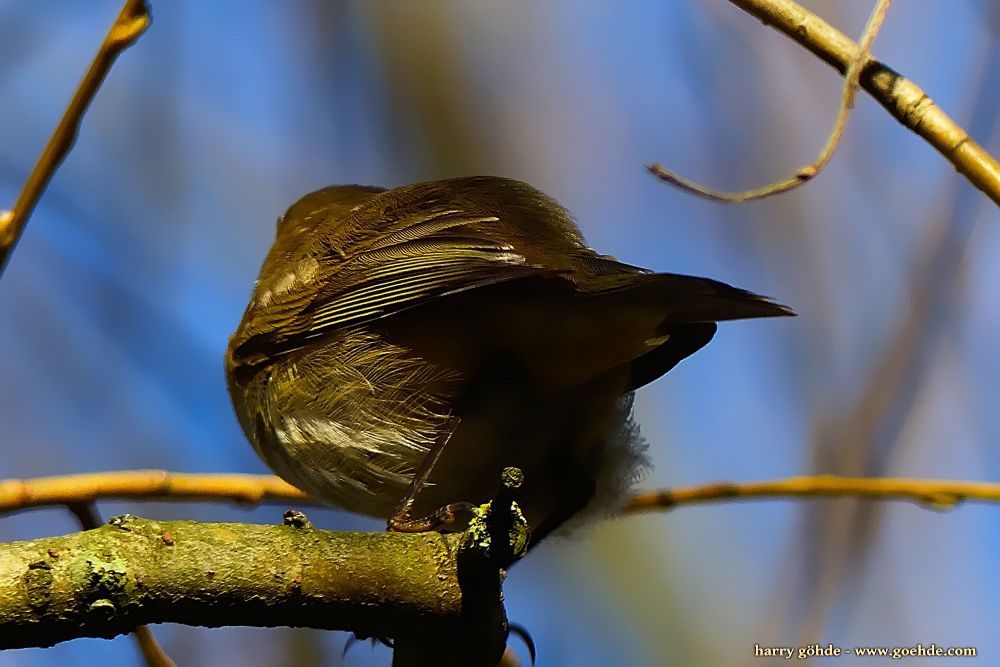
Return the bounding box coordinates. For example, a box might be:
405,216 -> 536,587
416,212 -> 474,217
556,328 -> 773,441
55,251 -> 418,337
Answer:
0,515 -> 472,650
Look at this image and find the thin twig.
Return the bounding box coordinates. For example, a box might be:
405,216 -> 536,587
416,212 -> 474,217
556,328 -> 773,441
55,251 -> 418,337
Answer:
653,0 -> 1000,205
2,470 -> 999,517
131,626 -> 177,667
741,0 -> 1000,205
649,0 -> 892,203
0,470 -> 311,514
66,501 -> 102,529
624,475 -> 996,513
64,501 -> 177,667
0,0 -> 150,275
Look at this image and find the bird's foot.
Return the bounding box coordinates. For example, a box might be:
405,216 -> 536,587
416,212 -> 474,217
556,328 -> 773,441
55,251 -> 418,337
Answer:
387,500 -> 477,533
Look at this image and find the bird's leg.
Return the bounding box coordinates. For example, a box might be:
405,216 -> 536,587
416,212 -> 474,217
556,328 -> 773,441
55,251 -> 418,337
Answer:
387,500 -> 477,533
387,416 -> 476,532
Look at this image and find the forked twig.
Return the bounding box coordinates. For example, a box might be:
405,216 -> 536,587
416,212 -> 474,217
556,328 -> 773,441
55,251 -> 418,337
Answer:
648,0 -> 892,203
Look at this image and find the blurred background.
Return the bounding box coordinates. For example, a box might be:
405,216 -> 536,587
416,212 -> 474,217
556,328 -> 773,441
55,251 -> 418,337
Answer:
1,1 -> 998,665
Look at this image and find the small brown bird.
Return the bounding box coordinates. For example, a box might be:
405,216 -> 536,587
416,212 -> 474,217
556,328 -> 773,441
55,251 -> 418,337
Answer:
226,176 -> 792,546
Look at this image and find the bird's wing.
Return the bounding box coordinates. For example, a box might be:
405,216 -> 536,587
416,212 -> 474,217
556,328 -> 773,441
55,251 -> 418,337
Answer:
231,203 -> 563,365
307,210 -> 557,332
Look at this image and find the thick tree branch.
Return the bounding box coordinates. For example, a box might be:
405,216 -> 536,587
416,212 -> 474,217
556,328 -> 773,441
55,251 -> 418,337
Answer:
0,517 -> 494,653
651,0 -> 1000,206
0,0 -> 150,275
0,472 -> 532,664
64,502 -> 176,667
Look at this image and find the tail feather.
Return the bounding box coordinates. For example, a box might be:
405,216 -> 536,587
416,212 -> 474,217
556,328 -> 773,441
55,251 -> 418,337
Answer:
601,271 -> 794,326
572,270 -> 793,389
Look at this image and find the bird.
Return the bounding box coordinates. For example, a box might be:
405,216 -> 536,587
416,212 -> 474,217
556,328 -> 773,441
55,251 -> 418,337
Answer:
225,176 -> 792,547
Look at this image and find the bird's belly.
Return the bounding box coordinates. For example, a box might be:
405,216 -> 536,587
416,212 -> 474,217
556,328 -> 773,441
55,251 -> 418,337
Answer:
250,334 -> 647,536
266,380 -> 644,540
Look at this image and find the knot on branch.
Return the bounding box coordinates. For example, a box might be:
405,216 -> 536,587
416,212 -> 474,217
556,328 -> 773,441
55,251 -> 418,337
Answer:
461,466 -> 530,569
395,468 -> 530,666
108,514 -> 136,531
282,509 -> 313,530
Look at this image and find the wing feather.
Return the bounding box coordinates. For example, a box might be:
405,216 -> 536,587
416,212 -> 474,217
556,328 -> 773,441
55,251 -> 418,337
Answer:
231,204 -> 559,364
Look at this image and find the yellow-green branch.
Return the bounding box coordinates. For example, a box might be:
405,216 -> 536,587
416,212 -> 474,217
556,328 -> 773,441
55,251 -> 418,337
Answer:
0,517 -> 470,650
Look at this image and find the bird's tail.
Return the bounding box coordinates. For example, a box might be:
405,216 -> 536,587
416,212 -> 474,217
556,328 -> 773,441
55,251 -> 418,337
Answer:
569,270 -> 793,389
622,272 -> 794,325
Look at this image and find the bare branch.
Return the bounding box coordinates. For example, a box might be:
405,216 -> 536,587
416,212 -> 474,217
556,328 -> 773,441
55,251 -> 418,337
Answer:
624,475 -> 995,513
0,470 -> 312,515
0,0 -> 150,275
650,0 -> 1000,206
649,0 -> 890,202
4,470 -> 999,519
